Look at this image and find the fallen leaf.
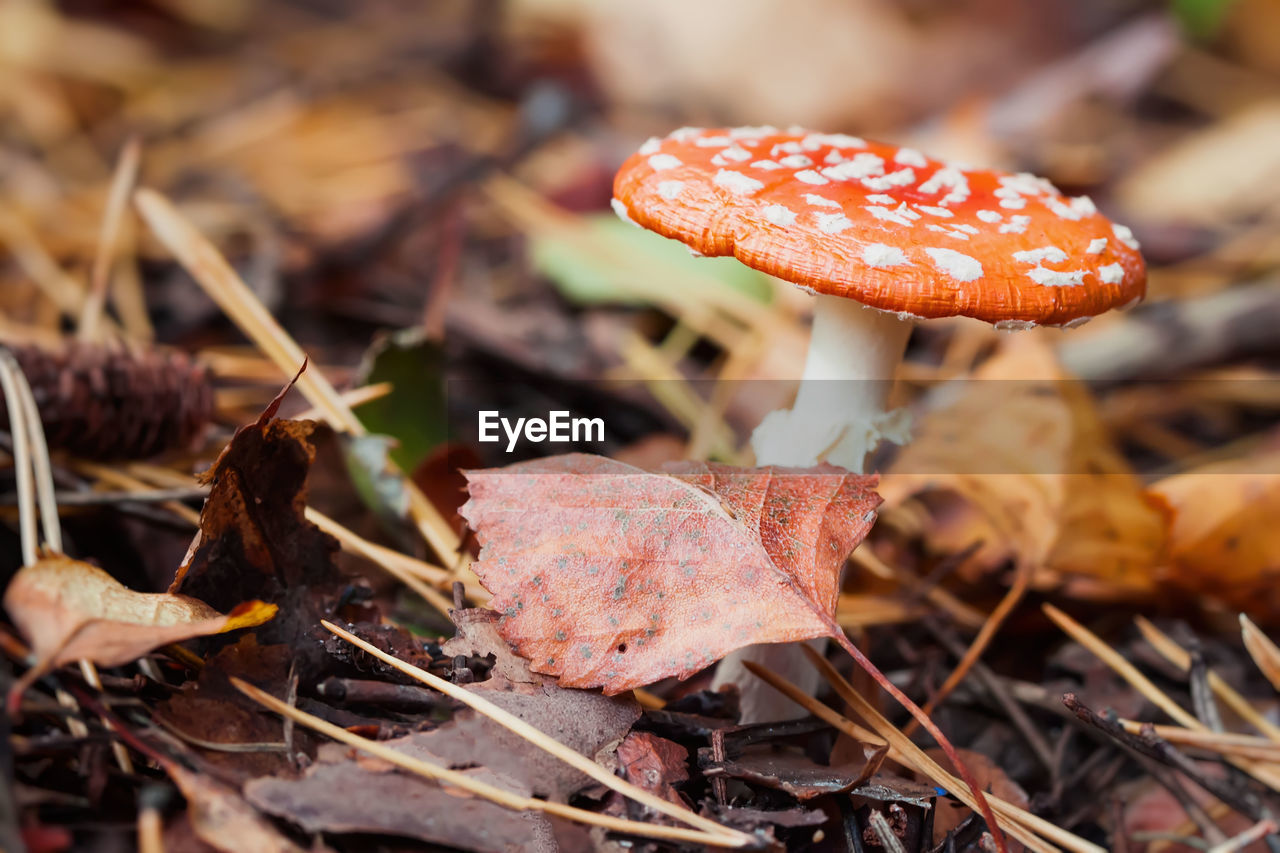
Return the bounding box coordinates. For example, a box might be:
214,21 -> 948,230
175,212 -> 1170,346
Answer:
880,335 -> 1169,600
154,637 -> 305,782
1148,452 -> 1280,621
2,552 -> 274,674
246,750 -> 559,853
173,378 -> 344,673
245,607 -> 639,850
460,454 -> 880,693
163,760 -> 315,853
612,731 -> 689,808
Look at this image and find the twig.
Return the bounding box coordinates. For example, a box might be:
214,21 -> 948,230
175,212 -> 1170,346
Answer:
0,486 -> 209,507
305,508 -> 458,615
232,677 -> 753,848
922,618 -> 1056,774
1189,650 -> 1225,733
1134,616 -> 1280,743
744,653 -> 1098,853
0,352 -> 133,774
1240,615 -> 1280,693
1062,695 -> 1269,823
814,615 -> 1009,853
137,784 -> 166,853
1207,820 -> 1278,853
320,620 -> 750,844
1114,720 -> 1280,762
79,136 -> 141,341
1047,605 -> 1280,791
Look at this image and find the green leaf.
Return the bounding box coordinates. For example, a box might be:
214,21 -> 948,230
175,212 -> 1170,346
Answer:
531,213 -> 773,307
352,328 -> 447,473
1171,0 -> 1238,38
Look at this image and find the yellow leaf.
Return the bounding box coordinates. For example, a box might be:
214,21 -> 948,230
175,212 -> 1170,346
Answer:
1148,452 -> 1280,621
3,552 -> 276,672
880,335 -> 1169,599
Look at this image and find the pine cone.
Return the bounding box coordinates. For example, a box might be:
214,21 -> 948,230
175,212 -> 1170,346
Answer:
1,343 -> 213,459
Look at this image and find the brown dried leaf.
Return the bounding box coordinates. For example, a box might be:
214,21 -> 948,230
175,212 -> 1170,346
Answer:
1148,452 -> 1280,621
246,751 -> 558,853
163,761 -> 315,853
881,335 -> 1169,599
246,610 -> 638,849
614,731 -> 689,808
2,553 -> 275,673
459,454 -> 880,693
173,380 -> 343,672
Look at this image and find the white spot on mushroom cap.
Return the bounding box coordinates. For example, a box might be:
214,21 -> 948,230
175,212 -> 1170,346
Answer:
976,210 -> 1002,223
999,197 -> 1028,210
720,145 -> 751,161
611,198 -> 637,227
804,193 -> 841,208
861,243 -> 908,268
894,147 -> 928,167
779,154 -> 813,168
815,212 -> 853,233
925,247 -> 983,281
821,153 -> 884,182
669,127 -> 702,141
862,168 -> 916,191
639,137 -> 662,155
918,167 -> 967,196
1098,263 -> 1125,284
762,204 -> 797,226
795,170 -> 829,185
866,193 -> 896,205
1087,238 -> 1108,254
917,205 -> 953,218
695,135 -> 732,147
648,153 -> 682,171
713,169 -> 763,195
926,223 -> 970,240
998,215 -> 1031,234
1045,195 -> 1096,221
1000,172 -> 1057,196
1027,267 -> 1086,286
1012,247 -> 1068,265
657,180 -> 684,200
771,141 -> 804,157
751,160 -> 782,170
824,150 -> 846,164
866,205 -> 914,226
1113,223 -> 1141,249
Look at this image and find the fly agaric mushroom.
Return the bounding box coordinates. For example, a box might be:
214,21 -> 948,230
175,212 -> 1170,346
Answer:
613,126 -> 1146,721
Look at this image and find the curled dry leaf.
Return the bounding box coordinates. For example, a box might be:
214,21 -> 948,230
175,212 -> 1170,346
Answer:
880,335 -> 1169,600
460,453 -> 880,693
1148,452 -> 1280,622
2,552 -> 274,675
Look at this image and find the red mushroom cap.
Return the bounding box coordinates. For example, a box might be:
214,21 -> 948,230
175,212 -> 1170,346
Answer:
612,127 -> 1145,327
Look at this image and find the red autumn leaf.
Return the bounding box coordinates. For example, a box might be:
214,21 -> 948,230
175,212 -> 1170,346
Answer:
459,454 -> 880,694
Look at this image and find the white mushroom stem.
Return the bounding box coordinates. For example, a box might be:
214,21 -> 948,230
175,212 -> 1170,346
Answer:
751,294 -> 913,472
712,293 -> 914,723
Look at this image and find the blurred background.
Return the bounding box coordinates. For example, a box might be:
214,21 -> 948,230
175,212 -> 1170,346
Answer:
4,1 -> 1280,847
